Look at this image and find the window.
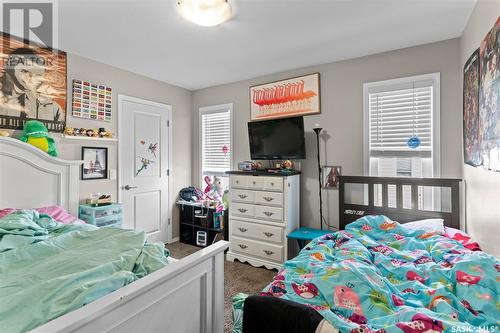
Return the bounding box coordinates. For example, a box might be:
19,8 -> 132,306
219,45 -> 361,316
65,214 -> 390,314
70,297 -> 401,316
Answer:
200,103 -> 232,191
363,73 -> 440,209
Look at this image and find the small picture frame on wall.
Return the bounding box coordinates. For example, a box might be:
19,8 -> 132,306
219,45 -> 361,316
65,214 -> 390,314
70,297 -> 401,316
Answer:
322,166 -> 341,189
81,147 -> 108,180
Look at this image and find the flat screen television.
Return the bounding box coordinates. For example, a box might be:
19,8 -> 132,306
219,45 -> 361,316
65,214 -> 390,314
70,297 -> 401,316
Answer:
248,116 -> 306,160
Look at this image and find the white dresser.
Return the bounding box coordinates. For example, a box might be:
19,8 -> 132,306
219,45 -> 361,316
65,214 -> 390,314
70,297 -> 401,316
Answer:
226,171 -> 300,270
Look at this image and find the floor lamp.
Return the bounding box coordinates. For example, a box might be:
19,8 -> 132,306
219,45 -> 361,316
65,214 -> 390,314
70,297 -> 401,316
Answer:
313,124 -> 323,230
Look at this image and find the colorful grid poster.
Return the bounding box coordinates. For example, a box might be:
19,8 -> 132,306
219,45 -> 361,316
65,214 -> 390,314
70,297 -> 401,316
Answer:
72,80 -> 112,121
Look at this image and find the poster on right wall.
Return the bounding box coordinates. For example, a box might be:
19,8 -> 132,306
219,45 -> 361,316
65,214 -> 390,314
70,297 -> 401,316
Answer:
478,16 -> 500,171
463,49 -> 481,166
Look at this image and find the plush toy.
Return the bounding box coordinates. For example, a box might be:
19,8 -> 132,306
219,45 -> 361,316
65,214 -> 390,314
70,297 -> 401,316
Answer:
20,120 -> 58,157
63,127 -> 75,136
213,176 -> 223,199
204,176 -> 214,195
0,130 -> 10,137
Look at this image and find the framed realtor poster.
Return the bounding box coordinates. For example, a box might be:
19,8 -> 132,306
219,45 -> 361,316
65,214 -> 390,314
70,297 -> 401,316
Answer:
0,33 -> 67,132
250,73 -> 320,121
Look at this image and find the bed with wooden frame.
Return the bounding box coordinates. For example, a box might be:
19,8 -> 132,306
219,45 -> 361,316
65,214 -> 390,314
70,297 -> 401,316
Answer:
0,137 -> 228,333
338,175 -> 462,230
234,175 -> 466,333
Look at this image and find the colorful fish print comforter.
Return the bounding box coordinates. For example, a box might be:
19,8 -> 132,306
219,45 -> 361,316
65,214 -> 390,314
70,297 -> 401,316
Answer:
260,215 -> 499,333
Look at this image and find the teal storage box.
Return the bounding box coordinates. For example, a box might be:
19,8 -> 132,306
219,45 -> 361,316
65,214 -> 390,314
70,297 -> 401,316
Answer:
79,204 -> 123,228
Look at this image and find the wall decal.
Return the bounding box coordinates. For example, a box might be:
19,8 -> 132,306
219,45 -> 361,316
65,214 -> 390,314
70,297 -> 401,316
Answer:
148,142 -> 158,158
136,156 -> 155,176
72,80 -> 112,121
250,73 -> 320,121
0,33 -> 67,132
463,48 -> 481,167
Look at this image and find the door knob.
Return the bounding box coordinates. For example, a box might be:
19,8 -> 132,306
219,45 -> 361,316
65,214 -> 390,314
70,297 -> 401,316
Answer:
123,185 -> 137,190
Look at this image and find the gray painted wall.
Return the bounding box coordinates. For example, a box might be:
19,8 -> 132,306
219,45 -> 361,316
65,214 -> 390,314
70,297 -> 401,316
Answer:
460,0 -> 500,257
192,39 -> 462,230
6,53 -> 192,239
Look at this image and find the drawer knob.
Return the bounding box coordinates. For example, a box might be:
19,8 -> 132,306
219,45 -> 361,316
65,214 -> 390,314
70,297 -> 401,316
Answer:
263,211 -> 274,217
238,244 -> 248,249
264,250 -> 274,256
236,180 -> 239,184
238,194 -> 248,199
263,197 -> 274,202
238,208 -> 248,213
263,232 -> 274,237
253,181 -> 256,185
270,182 -> 275,186
238,227 -> 248,232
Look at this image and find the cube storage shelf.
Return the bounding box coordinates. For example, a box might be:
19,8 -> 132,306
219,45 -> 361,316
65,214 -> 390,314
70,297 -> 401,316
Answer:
177,201 -> 228,247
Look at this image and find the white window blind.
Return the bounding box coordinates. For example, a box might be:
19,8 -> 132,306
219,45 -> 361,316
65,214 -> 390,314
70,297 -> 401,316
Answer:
369,79 -> 433,158
201,107 -> 231,176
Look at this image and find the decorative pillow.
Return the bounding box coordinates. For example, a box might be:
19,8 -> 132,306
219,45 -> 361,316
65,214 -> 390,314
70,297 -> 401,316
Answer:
444,227 -> 481,251
0,208 -> 16,219
0,206 -> 85,224
400,218 -> 445,234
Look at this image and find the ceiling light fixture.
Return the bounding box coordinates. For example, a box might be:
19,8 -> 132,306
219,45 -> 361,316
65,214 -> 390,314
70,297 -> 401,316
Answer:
177,0 -> 232,27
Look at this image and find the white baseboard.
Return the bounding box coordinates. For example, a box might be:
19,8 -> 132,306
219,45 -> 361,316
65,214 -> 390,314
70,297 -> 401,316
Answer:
168,236 -> 180,244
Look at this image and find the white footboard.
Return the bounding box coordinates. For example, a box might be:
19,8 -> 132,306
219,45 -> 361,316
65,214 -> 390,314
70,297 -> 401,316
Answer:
31,241 -> 229,333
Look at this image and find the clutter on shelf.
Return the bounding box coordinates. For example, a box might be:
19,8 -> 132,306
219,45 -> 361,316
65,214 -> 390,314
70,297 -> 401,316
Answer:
63,126 -> 114,139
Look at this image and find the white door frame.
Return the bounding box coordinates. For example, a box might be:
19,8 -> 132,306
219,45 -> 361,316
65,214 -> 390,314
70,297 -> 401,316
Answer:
117,94 -> 173,243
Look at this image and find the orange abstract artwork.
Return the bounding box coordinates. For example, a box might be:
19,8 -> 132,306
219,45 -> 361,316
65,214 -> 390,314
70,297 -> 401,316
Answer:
250,73 -> 320,121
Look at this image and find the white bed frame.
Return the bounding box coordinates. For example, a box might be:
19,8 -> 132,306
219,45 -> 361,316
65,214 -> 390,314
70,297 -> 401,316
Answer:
0,137 -> 228,333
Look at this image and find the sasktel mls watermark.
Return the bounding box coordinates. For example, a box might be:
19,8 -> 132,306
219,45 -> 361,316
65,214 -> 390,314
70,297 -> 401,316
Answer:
0,0 -> 58,50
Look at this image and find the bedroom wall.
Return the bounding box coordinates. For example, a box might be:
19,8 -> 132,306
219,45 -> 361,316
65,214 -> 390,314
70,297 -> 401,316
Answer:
460,0 -> 500,257
5,53 -> 192,240
192,39 -> 462,231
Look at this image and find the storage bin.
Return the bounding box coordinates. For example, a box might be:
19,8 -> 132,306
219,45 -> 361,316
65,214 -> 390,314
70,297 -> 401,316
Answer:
79,203 -> 123,228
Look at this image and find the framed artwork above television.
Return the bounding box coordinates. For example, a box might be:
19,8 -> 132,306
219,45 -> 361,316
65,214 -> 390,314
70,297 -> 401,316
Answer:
249,73 -> 320,121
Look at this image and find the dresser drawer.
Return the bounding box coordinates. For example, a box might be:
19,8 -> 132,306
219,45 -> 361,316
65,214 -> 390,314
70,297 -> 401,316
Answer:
232,220 -> 283,244
263,177 -> 283,192
231,236 -> 283,262
254,205 -> 283,222
232,202 -> 254,218
254,191 -> 283,206
231,189 -> 255,203
231,176 -> 248,189
247,177 -> 265,190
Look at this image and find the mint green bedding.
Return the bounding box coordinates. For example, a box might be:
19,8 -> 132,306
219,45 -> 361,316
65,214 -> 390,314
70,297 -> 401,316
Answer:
0,210 -> 169,333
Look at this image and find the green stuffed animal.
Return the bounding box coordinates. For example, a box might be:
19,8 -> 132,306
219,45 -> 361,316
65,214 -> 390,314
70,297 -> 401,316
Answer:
20,120 -> 58,157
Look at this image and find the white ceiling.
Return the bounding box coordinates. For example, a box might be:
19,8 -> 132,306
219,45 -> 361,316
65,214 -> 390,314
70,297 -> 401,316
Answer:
58,0 -> 477,90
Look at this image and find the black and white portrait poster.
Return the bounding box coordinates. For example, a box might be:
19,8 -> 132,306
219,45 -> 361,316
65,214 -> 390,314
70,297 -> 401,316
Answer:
0,33 -> 67,132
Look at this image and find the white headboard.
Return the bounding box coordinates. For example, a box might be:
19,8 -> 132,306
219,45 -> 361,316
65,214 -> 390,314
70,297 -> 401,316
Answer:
0,137 -> 82,215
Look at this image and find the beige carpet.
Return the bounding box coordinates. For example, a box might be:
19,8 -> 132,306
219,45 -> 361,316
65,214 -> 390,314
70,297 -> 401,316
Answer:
167,242 -> 276,333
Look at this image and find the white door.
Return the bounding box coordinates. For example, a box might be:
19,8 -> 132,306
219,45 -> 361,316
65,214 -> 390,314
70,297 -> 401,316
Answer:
119,95 -> 171,243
